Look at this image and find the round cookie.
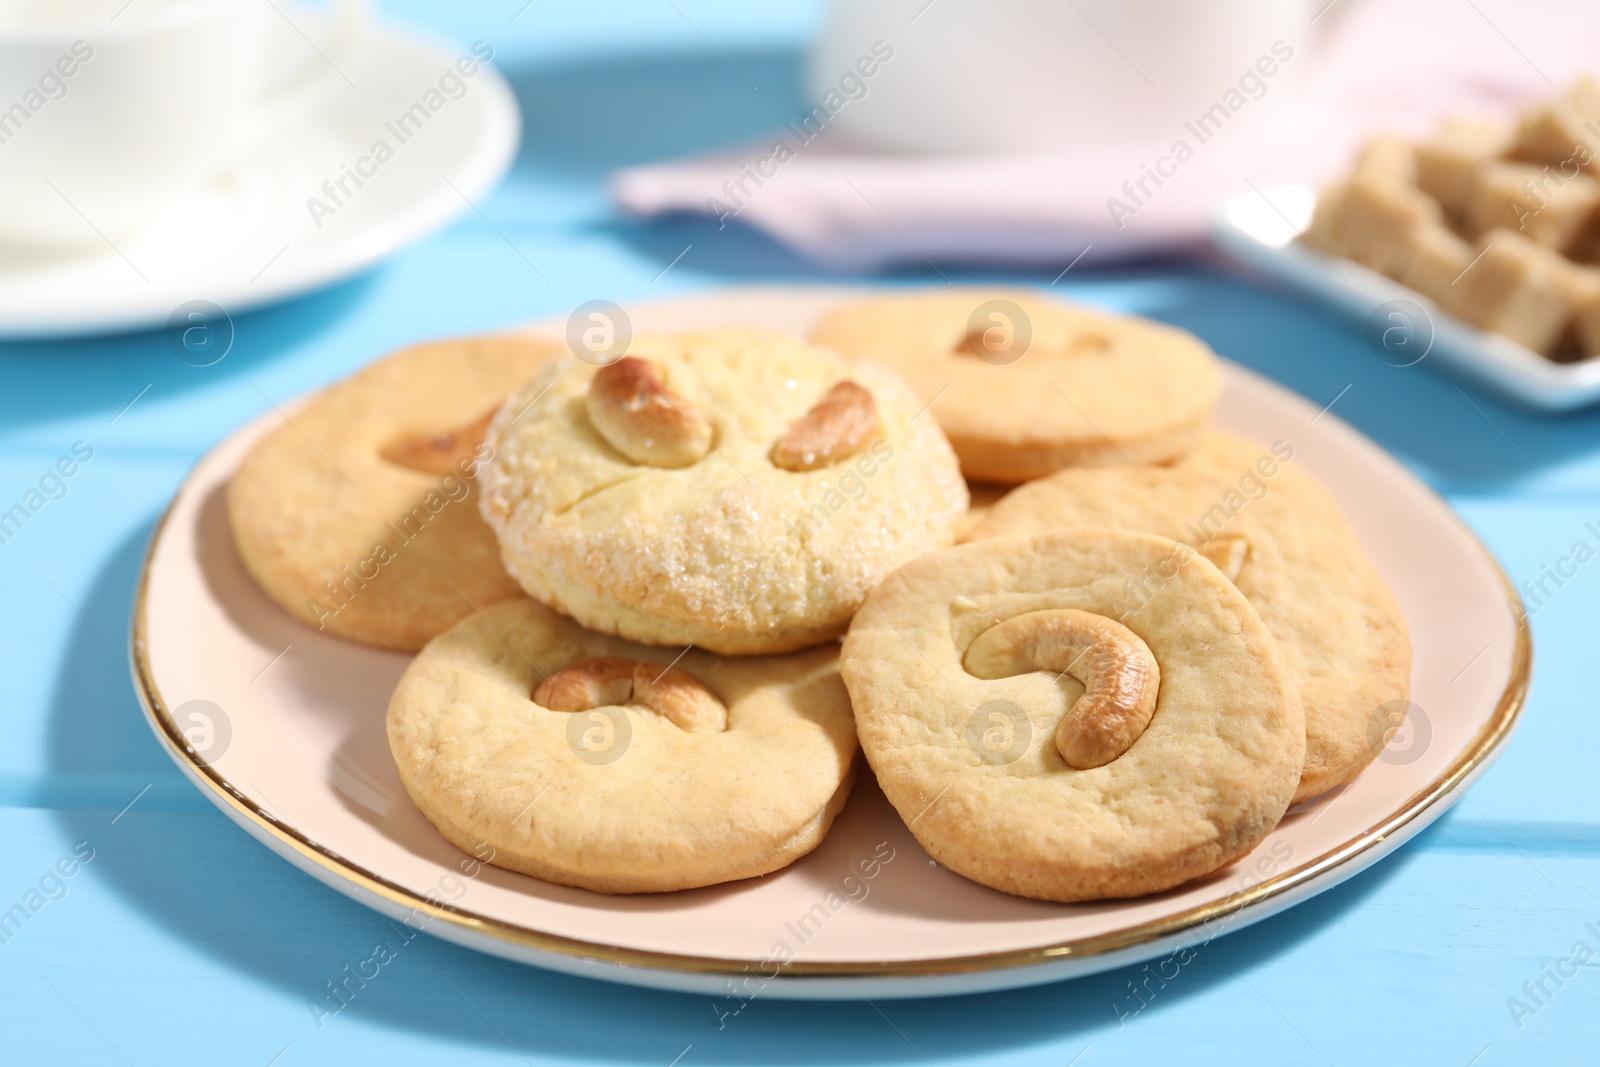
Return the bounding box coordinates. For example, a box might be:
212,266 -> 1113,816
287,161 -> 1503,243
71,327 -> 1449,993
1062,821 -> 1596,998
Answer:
229,335 -> 561,652
966,429 -> 1412,804
478,328 -> 968,655
841,529 -> 1305,903
810,289 -> 1222,484
388,597 -> 859,893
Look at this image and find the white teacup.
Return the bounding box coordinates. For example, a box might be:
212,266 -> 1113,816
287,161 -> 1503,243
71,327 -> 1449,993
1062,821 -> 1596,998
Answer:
809,0 -> 1319,155
0,0 -> 362,250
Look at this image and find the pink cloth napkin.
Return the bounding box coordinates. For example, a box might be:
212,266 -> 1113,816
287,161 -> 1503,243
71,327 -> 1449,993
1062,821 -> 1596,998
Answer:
611,0 -> 1600,269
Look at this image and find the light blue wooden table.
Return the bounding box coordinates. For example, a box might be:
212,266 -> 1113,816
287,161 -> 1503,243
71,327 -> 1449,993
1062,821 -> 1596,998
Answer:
1,3 -> 1595,1064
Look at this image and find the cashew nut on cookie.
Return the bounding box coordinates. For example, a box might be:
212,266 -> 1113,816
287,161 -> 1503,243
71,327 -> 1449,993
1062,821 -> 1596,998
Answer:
964,609 -> 1160,769
379,405 -> 498,475
955,328 -> 1110,360
771,380 -> 881,472
534,655 -> 727,733
586,357 -> 712,468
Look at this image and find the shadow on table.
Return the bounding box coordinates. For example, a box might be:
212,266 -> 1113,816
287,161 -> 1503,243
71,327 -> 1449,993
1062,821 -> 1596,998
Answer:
48,518 -> 1426,1062
0,273 -> 375,431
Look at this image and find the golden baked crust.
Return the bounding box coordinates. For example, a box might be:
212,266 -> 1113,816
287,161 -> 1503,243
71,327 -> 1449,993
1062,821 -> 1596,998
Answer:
387,598 -> 858,893
227,335 -> 561,651
478,328 -> 968,655
841,529 -> 1304,903
810,289 -> 1221,483
967,429 -> 1413,804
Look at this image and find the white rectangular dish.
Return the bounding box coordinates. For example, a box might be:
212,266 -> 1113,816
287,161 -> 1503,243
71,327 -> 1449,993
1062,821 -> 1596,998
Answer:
1212,184 -> 1600,413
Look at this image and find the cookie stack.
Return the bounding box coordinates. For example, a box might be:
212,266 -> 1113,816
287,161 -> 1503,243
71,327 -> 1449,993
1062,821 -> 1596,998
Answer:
227,293 -> 1411,904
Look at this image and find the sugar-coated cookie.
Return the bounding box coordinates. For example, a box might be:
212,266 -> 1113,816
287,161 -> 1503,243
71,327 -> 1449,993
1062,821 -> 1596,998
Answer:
479,328 -> 967,655
841,529 -> 1304,903
387,598 -> 858,893
966,429 -> 1412,804
810,290 -> 1221,484
228,336 -> 561,651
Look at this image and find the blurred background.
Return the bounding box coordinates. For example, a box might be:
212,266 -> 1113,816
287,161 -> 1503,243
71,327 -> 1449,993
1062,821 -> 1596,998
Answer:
5,0 -> 1600,329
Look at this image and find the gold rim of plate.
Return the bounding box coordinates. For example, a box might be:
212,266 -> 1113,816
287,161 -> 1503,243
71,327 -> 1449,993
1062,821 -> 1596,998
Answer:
127,460 -> 1532,982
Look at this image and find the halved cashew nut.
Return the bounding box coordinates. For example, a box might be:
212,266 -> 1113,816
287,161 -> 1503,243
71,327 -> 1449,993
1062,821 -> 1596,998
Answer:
1195,534 -> 1249,582
587,357 -> 712,468
534,656 -> 727,733
379,405 -> 497,475
771,380 -> 880,472
963,609 -> 1160,769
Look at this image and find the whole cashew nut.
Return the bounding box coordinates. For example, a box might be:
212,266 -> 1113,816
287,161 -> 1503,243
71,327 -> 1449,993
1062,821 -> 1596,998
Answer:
379,405 -> 497,475
963,609 -> 1160,769
771,380 -> 881,472
587,357 -> 712,468
534,656 -> 727,733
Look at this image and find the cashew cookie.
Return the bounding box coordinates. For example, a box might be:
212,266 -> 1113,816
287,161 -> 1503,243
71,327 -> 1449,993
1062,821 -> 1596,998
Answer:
478,328 -> 968,655
387,598 -> 858,893
966,429 -> 1413,804
228,336 -> 561,651
810,289 -> 1221,484
841,529 -> 1305,903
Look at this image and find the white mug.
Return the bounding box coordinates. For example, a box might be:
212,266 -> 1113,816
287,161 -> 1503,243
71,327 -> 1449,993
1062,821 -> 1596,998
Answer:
0,0 -> 363,250
809,0 -> 1318,155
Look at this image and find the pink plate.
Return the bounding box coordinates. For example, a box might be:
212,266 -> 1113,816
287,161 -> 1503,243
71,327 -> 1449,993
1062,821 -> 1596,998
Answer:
131,287 -> 1528,999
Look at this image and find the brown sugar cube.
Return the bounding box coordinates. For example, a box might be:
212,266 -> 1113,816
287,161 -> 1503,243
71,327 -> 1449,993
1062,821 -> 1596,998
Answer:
1566,215 -> 1600,264
1512,77 -> 1600,169
1465,162 -> 1600,251
1304,182 -> 1349,255
1415,115 -> 1512,213
1556,265 -> 1600,361
1352,134 -> 1417,185
1315,175 -> 1441,277
1558,261 -> 1600,307
1397,222 -> 1473,313
1575,292 -> 1600,359
1454,228 -> 1587,355
1343,178 -> 1440,278
1515,105 -> 1588,166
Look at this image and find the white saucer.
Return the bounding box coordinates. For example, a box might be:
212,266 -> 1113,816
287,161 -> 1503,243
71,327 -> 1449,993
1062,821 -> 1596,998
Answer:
131,287 -> 1529,1000
0,18 -> 518,339
1213,185 -> 1600,413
